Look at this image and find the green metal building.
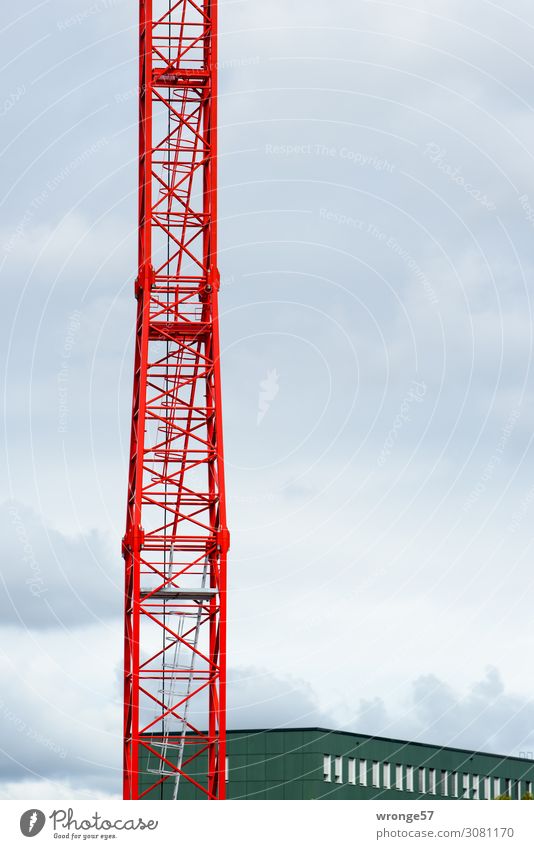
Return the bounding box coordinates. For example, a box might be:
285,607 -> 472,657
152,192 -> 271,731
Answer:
140,728 -> 534,800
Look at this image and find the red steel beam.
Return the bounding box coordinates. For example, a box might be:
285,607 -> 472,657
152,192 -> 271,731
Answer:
123,0 -> 228,800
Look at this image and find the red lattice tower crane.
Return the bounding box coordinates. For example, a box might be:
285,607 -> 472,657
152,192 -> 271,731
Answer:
122,0 -> 229,800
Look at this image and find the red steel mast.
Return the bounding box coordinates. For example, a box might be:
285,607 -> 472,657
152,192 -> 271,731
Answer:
122,0 -> 228,800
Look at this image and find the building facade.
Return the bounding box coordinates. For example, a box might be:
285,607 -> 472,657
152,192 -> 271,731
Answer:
139,728 -> 534,800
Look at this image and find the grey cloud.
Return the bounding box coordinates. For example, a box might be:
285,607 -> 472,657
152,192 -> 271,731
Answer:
228,666 -> 335,729
346,667 -> 534,758
0,653 -> 332,798
0,501 -> 121,629
2,651 -> 531,801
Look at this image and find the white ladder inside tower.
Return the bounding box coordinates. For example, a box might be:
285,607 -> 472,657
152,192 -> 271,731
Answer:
144,552 -> 216,799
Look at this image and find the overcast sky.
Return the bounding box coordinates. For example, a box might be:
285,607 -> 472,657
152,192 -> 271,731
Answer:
2,0 -> 534,799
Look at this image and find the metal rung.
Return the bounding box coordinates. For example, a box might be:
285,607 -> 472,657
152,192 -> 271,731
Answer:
146,768 -> 180,776
145,610 -> 198,616
141,587 -> 217,601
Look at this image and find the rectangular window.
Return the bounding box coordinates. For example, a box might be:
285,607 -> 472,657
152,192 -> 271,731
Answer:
348,758 -> 356,785
527,781 -> 533,796
372,761 -> 380,788
462,774 -> 470,798
323,755 -> 332,783
418,767 -> 426,794
429,768 -> 436,795
383,762 -> 391,789
225,756 -> 229,783
441,770 -> 448,796
359,759 -> 367,786
452,772 -> 458,798
396,764 -> 403,791
472,775 -> 479,800
335,756 -> 343,784
484,777 -> 491,799
505,778 -> 512,798
494,777 -> 501,798
406,765 -> 414,792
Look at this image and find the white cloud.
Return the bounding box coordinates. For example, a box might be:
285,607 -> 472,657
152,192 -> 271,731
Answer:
0,621 -> 122,802
0,778 -> 120,801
